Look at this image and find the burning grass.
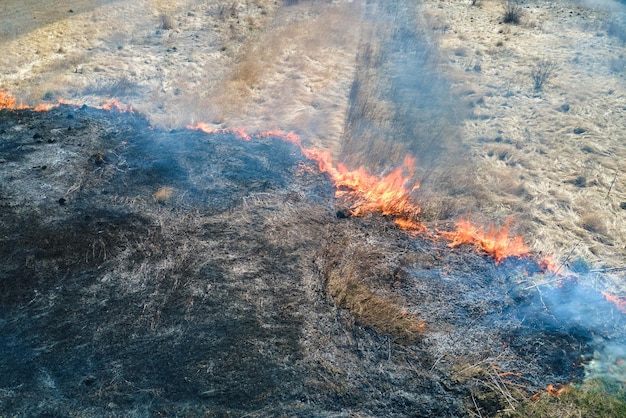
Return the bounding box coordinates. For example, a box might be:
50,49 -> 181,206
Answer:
511,378 -> 626,418
2,99 -> 626,416
444,217 -> 530,264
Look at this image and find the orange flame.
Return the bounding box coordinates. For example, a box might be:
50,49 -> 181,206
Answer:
531,383 -> 572,400
602,292 -> 626,314
443,217 -> 531,264
546,383 -> 571,396
1,91 -> 129,113
187,122 -> 251,140
0,91 -> 28,110
538,254 -> 560,274
300,151 -> 421,218
394,217 -> 426,233
201,128 -> 423,222
102,99 -> 134,114
33,98 -> 81,112
188,126 -> 539,264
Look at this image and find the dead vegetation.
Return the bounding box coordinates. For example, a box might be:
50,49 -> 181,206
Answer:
2,0 -> 626,415
530,58 -> 558,91
502,0 -> 523,25
321,232 -> 425,343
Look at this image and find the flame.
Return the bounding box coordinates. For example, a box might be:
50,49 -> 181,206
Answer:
531,383 -> 572,401
188,126 -> 539,265
33,103 -> 55,112
0,101 -> 543,265
538,254 -> 560,274
102,99 -> 133,113
33,98 -> 81,112
546,383 -> 571,396
394,217 -> 425,233
300,151 -> 421,218
187,122 -> 251,141
443,217 -> 531,264
0,91 -> 28,110
1,91 -> 130,113
602,292 -> 626,314
209,128 -> 423,223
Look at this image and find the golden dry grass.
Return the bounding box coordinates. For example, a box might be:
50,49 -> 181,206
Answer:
321,235 -> 425,343
421,0 -> 626,279
152,186 -> 175,204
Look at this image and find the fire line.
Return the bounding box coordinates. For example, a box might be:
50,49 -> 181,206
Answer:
0,90 -> 548,267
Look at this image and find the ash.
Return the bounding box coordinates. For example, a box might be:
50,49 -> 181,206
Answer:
1,106 -> 625,416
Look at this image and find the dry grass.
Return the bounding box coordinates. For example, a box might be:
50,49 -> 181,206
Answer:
321,233 -> 425,344
325,270 -> 425,343
530,58 -> 558,91
159,13 -> 174,30
579,212 -> 608,235
502,0 -> 523,25
422,0 -> 626,273
152,186 -> 175,204
507,379 -> 626,418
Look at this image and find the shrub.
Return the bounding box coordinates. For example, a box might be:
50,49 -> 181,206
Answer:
530,59 -> 558,91
159,14 -> 174,30
502,0 -> 523,25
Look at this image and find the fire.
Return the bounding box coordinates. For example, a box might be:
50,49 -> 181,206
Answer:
394,217 -> 425,233
34,98 -> 81,112
1,91 -> 131,113
531,383 -> 572,400
189,126 -> 538,264
194,127 -> 423,223
443,217 -> 531,264
102,99 -> 134,114
538,254 -> 560,274
299,151 -> 421,219
0,91 -> 28,110
0,98 -> 542,265
545,383 -> 572,397
187,122 -> 251,141
602,292 -> 626,314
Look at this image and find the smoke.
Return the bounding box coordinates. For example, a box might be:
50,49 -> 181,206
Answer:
341,1 -> 465,170
508,270 -> 626,383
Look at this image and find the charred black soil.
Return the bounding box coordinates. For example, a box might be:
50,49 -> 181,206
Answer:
1,106 -> 626,416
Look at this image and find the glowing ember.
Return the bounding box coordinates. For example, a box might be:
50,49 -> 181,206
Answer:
546,383 -> 571,396
443,217 -> 531,264
602,292 -> 626,314
538,254 -> 560,274
531,383 -> 572,401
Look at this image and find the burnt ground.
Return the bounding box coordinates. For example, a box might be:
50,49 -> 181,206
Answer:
1,106 -> 626,417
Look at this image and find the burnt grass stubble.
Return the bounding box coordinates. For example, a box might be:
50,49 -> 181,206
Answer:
0,106 -> 625,416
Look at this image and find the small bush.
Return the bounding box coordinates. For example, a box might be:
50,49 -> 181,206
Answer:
159,14 -> 174,30
531,59 -> 558,91
580,212 -> 607,235
502,0 -> 523,25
